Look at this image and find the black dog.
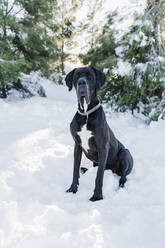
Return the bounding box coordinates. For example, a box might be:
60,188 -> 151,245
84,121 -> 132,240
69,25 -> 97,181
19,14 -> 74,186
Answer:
65,67 -> 133,201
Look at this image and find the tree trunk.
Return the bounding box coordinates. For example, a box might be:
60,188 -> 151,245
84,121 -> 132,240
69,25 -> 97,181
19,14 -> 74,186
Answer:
153,0 -> 160,55
160,21 -> 165,48
147,0 -> 161,55
147,0 -> 152,9
61,1 -> 65,75
61,39 -> 65,75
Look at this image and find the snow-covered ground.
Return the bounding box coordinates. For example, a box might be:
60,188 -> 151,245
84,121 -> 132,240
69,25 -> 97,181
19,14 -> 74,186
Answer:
0,81 -> 165,248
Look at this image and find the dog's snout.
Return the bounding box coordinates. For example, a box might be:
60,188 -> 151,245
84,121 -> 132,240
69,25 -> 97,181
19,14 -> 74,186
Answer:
76,76 -> 90,105
77,78 -> 88,96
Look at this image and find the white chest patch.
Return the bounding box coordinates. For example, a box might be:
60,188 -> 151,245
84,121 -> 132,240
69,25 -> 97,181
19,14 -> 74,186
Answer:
78,125 -> 92,150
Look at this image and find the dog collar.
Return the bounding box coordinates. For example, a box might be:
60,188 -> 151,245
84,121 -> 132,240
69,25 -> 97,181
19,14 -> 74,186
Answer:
78,103 -> 101,116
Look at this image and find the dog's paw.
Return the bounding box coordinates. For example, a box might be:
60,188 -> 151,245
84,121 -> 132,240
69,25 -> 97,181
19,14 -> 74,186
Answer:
66,184 -> 78,194
119,177 -> 127,188
119,182 -> 124,188
89,194 -> 103,202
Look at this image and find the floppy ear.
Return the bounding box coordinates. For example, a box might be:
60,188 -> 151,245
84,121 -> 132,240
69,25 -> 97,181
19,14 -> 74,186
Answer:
65,68 -> 77,91
92,67 -> 106,90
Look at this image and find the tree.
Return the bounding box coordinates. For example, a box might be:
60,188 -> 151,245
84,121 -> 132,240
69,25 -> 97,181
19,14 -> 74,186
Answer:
0,0 -> 58,97
111,0 -> 165,121
0,0 -> 29,97
146,0 -> 165,54
79,12 -> 117,70
52,0 -> 79,74
80,2 -> 165,122
83,0 -> 103,49
79,12 -> 120,107
76,0 -> 103,62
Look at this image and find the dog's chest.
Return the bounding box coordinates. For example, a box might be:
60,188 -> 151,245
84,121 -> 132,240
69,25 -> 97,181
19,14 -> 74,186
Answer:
78,125 -> 92,150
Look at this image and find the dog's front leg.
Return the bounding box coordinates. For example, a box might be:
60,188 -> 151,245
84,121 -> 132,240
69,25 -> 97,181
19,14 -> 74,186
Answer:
66,143 -> 82,193
66,117 -> 83,194
90,143 -> 109,201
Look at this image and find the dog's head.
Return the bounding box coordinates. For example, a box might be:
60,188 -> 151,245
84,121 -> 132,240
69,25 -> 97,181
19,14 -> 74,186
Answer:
65,67 -> 106,108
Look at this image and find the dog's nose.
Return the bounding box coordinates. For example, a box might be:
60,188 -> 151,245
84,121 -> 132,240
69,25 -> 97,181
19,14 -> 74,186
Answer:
80,90 -> 85,96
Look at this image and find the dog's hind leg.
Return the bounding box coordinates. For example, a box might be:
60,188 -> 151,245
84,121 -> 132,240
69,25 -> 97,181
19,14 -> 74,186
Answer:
118,149 -> 133,188
119,162 -> 129,188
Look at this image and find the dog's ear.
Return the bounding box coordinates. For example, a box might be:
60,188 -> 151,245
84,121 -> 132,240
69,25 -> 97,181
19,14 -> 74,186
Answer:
65,68 -> 77,91
92,67 -> 106,90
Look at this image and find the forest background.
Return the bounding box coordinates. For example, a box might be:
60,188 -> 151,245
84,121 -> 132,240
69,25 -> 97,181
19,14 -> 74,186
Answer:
0,0 -> 165,123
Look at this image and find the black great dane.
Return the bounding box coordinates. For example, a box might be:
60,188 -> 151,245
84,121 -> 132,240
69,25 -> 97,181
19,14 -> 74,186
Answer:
65,67 -> 133,201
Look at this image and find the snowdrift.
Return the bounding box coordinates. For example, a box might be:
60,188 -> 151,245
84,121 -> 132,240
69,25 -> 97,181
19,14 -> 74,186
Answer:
0,80 -> 164,248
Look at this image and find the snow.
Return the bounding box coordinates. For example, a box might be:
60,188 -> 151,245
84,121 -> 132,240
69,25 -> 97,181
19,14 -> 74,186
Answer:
7,72 -> 46,100
117,59 -> 132,76
115,46 -> 123,57
0,80 -> 165,248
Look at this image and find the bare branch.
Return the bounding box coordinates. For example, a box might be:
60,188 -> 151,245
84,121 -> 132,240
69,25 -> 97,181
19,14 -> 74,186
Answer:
6,0 -> 17,16
13,7 -> 24,17
5,0 -> 9,15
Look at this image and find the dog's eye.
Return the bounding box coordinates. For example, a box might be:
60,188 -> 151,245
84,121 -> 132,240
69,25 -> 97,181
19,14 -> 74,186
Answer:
75,73 -> 80,79
77,72 -> 82,78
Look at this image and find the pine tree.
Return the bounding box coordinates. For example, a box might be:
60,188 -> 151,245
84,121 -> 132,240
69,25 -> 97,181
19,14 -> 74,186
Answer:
79,12 -> 117,70
13,0 -> 58,75
82,0 -> 103,49
0,0 -> 58,97
80,3 -> 165,122
0,0 -> 28,97
110,0 -> 165,121
79,12 -> 119,106
53,0 -> 79,74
